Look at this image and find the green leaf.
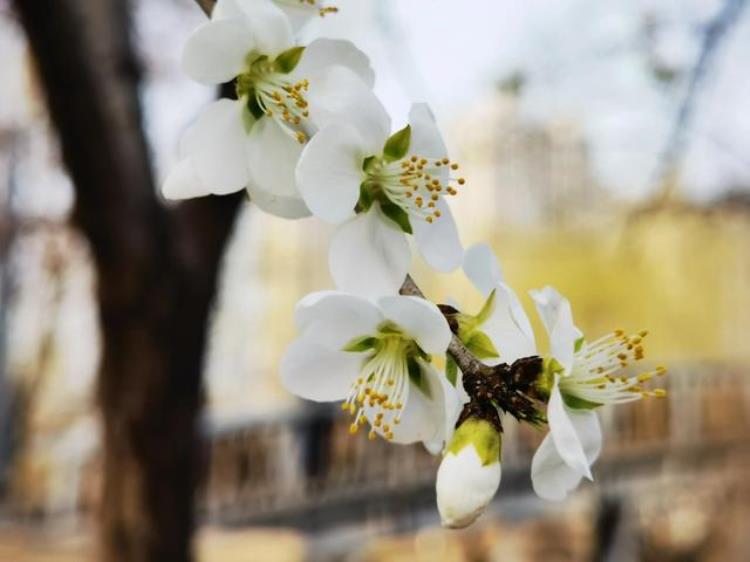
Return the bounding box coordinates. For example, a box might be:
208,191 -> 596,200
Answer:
246,95 -> 265,120
380,200 -> 413,234
407,358 -> 432,399
446,355 -> 458,386
355,182 -> 374,213
241,106 -> 256,134
382,124 -> 411,163
274,46 -> 305,74
342,336 -> 377,353
574,336 -> 585,352
362,155 -> 377,172
465,330 -> 500,360
447,418 -> 502,465
475,289 -> 497,325
562,393 -> 601,411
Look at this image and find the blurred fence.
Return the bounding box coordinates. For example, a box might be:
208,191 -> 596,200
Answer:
202,362 -> 750,529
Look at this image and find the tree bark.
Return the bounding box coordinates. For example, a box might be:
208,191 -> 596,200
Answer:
14,0 -> 242,560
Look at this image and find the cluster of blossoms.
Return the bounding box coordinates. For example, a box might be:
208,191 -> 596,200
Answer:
167,0 -> 667,529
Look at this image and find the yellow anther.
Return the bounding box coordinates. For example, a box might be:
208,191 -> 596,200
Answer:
368,430 -> 377,440
457,178 -> 466,185
349,423 -> 359,435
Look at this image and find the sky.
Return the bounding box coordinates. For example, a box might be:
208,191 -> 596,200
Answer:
302,0 -> 750,201
2,0 -> 750,207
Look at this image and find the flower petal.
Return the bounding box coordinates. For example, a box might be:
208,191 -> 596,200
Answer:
408,103 -> 448,159
182,19 -> 252,85
293,291 -> 384,349
412,197 -> 463,272
246,117 -> 309,218
529,286 -> 581,373
388,362 -> 448,445
212,0 -> 245,20
463,243 -> 504,296
530,433 -> 582,501
437,445 -> 501,528
280,337 -> 362,402
483,282 -> 537,365
547,379 -> 592,480
306,65 -> 391,156
181,99 -> 249,193
328,205 -> 411,299
296,123 -> 364,223
245,185 -> 310,218
531,410 -> 601,501
161,158 -> 207,200
378,295 -> 451,355
293,38 -> 375,88
234,0 -> 294,56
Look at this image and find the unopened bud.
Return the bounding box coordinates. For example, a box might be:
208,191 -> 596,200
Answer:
436,418 -> 502,529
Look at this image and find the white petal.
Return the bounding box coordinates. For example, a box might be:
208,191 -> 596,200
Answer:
181,99 -> 249,193
328,206 -> 411,299
161,158 -> 207,200
483,282 -> 536,365
212,0 -> 244,20
530,286 -> 581,373
531,411 -> 600,501
377,295 -> 451,355
530,433 -> 582,501
235,0 -> 294,55
412,197 -> 463,272
306,65 -> 391,155
296,123 -> 365,223
547,380 -> 592,479
182,19 -> 252,85
246,118 -> 309,218
408,103 -> 448,158
436,446 -> 501,528
280,337 -> 362,402
293,38 -> 375,88
275,4 -> 316,33
463,243 -> 505,296
293,291 -> 384,349
388,362 -> 447,445
245,185 -> 310,218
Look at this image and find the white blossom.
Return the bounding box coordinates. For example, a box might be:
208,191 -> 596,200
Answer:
163,0 -> 374,218
464,244 -> 665,501
296,95 -> 464,297
281,291 -> 458,446
436,418 -> 502,528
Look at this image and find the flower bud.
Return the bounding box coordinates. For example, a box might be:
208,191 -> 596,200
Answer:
435,417 -> 502,529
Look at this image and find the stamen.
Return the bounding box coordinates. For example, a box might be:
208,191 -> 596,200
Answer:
365,153 -> 466,225
342,335 -> 414,442
560,329 -> 666,406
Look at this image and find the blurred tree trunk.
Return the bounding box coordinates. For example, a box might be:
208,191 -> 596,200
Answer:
14,0 -> 241,560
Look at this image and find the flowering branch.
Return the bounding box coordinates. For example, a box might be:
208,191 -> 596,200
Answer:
400,275 -> 543,428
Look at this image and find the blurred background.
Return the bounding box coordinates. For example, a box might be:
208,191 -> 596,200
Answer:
1,0 -> 750,560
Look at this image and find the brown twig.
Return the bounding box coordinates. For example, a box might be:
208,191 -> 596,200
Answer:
400,275 -> 544,427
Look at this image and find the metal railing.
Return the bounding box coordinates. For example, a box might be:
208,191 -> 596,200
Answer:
202,362 -> 750,527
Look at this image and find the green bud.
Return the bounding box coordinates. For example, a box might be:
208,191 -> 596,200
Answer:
274,46 -> 306,74
380,200 -> 413,234
382,124 -> 411,162
535,357 -> 563,400
446,418 -> 501,466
